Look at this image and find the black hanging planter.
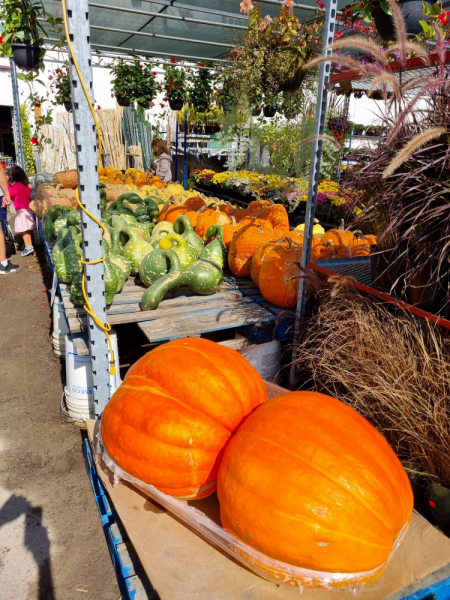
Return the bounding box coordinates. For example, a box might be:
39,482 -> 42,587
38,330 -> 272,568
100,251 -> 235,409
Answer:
11,43 -> 41,70
251,106 -> 262,117
169,98 -> 184,111
116,95 -> 131,107
263,106 -> 277,118
138,101 -> 151,110
64,101 -> 73,113
372,0 -> 431,41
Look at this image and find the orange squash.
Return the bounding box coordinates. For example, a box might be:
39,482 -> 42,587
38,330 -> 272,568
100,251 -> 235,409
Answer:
258,238 -> 303,308
248,199 -> 272,214
228,218 -> 275,278
250,237 -> 281,287
54,170 -> 78,189
230,206 -> 251,222
158,204 -> 189,224
195,206 -> 231,240
185,196 -> 206,212
217,391 -> 413,574
186,210 -> 199,228
101,338 -> 268,500
321,219 -> 355,248
255,204 -> 290,237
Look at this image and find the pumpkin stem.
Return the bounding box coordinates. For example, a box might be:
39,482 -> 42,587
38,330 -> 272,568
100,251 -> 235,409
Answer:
230,215 -> 236,225
339,219 -> 345,232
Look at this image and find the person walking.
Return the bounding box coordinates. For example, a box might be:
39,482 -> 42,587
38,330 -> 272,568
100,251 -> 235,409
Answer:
8,165 -> 36,256
0,164 -> 20,275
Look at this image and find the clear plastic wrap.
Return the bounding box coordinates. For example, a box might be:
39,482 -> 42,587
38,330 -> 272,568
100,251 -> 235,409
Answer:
94,428 -> 411,590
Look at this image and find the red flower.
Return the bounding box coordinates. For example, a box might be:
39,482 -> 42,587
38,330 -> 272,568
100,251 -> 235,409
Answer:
438,10 -> 449,25
170,57 -> 176,62
334,30 -> 344,39
163,97 -> 168,101
152,72 -> 157,75
0,37 -> 3,44
152,102 -> 155,106
168,84 -> 172,91
35,103 -> 41,108
228,82 -> 232,86
98,105 -> 101,110
140,65 -> 143,69
164,77 -> 167,80
170,77 -> 173,83
31,137 -> 38,145
199,63 -> 205,67
161,103 -> 164,108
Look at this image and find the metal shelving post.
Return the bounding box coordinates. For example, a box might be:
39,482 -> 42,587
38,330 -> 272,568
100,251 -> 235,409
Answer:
289,0 -> 337,388
10,59 -> 26,170
65,0 -> 111,417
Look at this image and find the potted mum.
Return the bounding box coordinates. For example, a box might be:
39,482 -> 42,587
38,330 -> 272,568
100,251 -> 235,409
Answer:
50,64 -> 73,112
0,0 -> 50,70
163,59 -> 187,111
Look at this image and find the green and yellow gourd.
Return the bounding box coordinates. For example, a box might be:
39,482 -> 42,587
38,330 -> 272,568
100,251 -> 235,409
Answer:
54,234 -> 83,283
152,221 -> 173,241
99,183 -> 107,215
133,196 -> 160,224
201,225 -> 227,269
139,250 -> 173,287
67,211 -> 81,227
141,251 -> 224,311
70,271 -> 85,307
173,215 -> 204,257
121,226 -> 153,275
159,233 -> 197,269
103,196 -> 137,220
57,223 -> 80,242
43,205 -> 75,239
109,234 -> 132,292
53,215 -> 70,239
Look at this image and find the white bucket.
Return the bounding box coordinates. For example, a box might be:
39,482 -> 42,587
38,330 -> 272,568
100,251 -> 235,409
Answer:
65,331 -> 121,400
238,340 -> 281,383
63,387 -> 93,420
53,296 -> 69,335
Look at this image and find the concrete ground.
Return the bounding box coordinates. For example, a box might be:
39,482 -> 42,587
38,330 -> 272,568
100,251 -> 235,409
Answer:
0,225 -> 120,599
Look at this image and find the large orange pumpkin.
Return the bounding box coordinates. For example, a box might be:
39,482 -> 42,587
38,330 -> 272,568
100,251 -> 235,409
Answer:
250,237 -> 281,287
221,216 -> 247,249
185,196 -> 206,212
228,218 -> 275,278
258,238 -> 303,308
195,206 -> 231,239
101,338 -> 268,500
255,204 -> 290,237
217,391 -> 413,574
248,199 -> 272,214
158,204 -> 189,224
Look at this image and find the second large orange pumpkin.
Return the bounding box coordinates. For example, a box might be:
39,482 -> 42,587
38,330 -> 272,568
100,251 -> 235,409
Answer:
217,391 -> 413,574
101,338 -> 268,500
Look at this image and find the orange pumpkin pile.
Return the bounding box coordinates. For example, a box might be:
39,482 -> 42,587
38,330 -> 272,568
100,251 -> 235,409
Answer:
98,166 -> 167,188
217,390 -> 413,575
101,338 -> 268,500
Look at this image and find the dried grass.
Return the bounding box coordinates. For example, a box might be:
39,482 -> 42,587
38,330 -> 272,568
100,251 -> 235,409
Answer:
296,276 -> 450,485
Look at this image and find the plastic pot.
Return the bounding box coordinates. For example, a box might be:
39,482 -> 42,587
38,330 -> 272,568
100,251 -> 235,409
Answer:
251,106 -> 262,117
64,101 -> 73,113
370,246 -> 404,296
11,43 -> 41,70
169,99 -> 184,111
373,0 -> 431,41
427,481 -> 450,531
263,106 -> 277,118
401,461 -> 428,509
116,95 -> 131,107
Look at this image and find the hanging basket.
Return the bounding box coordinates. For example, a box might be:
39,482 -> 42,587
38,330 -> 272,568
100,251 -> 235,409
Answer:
251,105 -> 262,117
372,0 -> 431,41
262,45 -> 307,94
116,95 -> 131,107
263,106 -> 277,118
11,43 -> 41,70
64,101 -> 73,113
169,98 -> 184,111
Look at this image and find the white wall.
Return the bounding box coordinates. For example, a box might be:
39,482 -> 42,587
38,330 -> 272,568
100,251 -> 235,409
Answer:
348,93 -> 386,127
0,61 -> 13,106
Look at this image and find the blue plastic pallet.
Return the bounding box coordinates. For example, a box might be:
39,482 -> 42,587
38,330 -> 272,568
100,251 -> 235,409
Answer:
83,438 -> 159,600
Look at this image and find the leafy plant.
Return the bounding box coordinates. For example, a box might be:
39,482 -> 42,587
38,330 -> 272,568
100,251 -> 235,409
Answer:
163,59 -> 187,101
20,104 -> 36,172
110,59 -> 133,99
189,62 -> 215,110
110,60 -> 161,107
49,64 -> 71,104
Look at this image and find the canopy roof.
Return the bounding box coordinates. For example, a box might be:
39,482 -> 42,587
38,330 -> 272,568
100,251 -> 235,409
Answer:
41,0 -> 345,63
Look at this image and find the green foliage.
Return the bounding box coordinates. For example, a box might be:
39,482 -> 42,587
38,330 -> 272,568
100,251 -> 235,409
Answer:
49,64 -> 71,105
189,63 -> 215,111
110,59 -> 161,106
20,104 -> 36,173
163,62 -> 187,101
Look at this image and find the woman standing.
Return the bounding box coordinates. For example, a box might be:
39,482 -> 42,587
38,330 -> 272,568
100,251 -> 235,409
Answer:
149,139 -> 173,183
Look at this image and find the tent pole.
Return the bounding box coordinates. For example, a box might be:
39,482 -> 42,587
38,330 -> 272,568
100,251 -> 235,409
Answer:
65,0 -> 111,417
10,60 -> 26,171
288,0 -> 337,390
175,121 -> 179,182
183,109 -> 187,189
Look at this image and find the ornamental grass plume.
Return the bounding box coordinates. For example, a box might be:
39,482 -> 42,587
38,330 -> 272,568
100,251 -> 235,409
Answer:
296,276 -> 450,486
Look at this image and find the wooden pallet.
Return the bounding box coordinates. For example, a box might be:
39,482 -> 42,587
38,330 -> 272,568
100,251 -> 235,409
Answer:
59,276 -> 276,343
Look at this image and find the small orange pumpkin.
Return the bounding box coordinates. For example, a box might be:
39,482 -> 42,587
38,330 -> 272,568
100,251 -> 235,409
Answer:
185,196 -> 206,212
217,391 -> 413,574
101,338 -> 268,500
248,199 -> 272,214
54,170 -> 78,189
321,219 -> 355,248
258,237 -> 303,308
158,204 -> 189,224
228,218 -> 275,278
195,206 -> 231,240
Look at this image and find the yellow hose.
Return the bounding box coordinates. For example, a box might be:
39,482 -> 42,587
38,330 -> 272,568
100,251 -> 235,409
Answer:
62,0 -> 116,377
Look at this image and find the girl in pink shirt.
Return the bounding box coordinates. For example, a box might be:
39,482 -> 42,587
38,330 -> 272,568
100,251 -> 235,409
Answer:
8,166 -> 36,256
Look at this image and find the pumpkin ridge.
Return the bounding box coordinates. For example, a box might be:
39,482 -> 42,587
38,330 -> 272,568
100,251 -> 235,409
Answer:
120,378 -> 234,434
151,343 -> 251,421
242,430 -> 395,534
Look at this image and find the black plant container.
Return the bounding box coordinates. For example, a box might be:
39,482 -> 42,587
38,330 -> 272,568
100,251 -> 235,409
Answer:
11,43 -> 41,70
251,106 -> 262,117
370,246 -> 405,296
427,481 -> 450,532
138,101 -> 151,110
373,0 -> 431,41
404,261 -> 441,312
116,95 -> 131,107
64,101 -> 73,113
169,98 -> 184,111
263,106 -> 277,118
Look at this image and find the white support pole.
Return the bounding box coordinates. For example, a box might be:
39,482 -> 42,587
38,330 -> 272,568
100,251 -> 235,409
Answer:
65,0 -> 110,417
10,59 -> 26,171
289,0 -> 337,389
